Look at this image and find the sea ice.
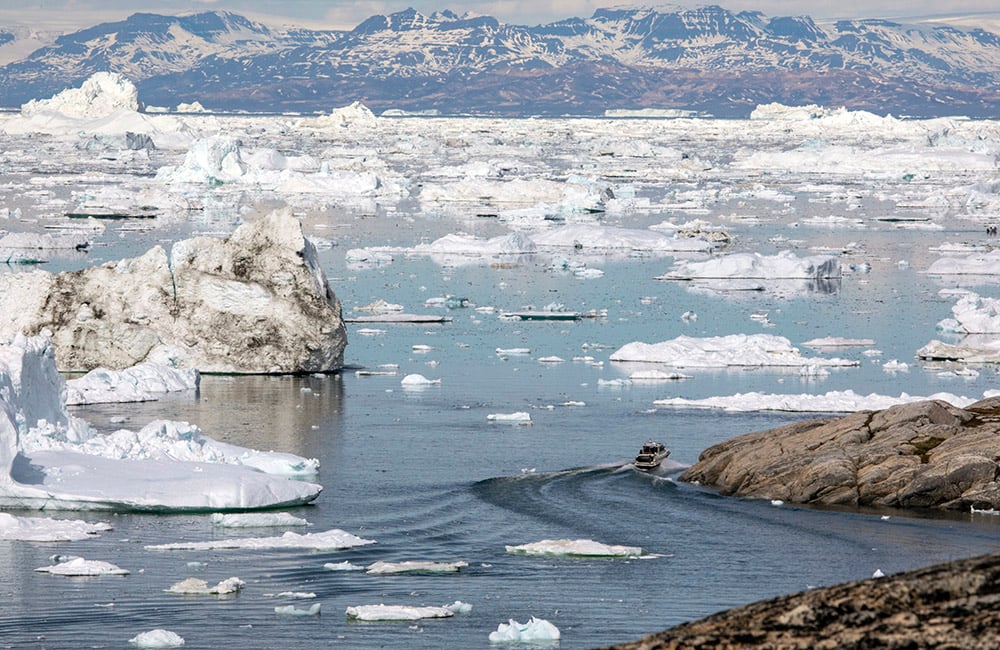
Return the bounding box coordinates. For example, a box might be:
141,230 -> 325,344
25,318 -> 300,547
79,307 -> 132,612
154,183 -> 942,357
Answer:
345,604 -> 455,621
531,224 -> 712,253
660,251 -> 840,281
35,557 -> 129,576
487,412 -> 532,424
488,617 -> 561,643
366,560 -> 468,574
129,629 -> 186,648
926,249 -> 1000,276
610,334 -> 858,368
145,528 -> 376,551
165,577 -> 244,595
505,539 -> 642,557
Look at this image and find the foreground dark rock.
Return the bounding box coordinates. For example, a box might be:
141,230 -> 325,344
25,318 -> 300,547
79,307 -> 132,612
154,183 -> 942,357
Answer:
0,209 -> 347,373
679,397 -> 1000,511
602,551 -> 1000,649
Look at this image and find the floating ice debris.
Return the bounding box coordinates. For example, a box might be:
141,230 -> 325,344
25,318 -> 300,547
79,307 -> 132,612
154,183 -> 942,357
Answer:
35,557 -> 129,576
356,328 -> 387,337
129,629 -> 186,648
505,539 -> 642,557
681,310 -> 697,322
538,356 -> 565,363
210,512 -> 310,528
971,505 -> 1000,515
771,499 -> 784,507
496,348 -> 531,356
488,617 -> 561,643
652,389 -> 975,412
532,224 -> 711,253
345,604 -> 455,621
802,337 -> 875,348
598,378 -> 631,387
145,528 -> 375,551
917,338 -> 1000,364
165,577 -> 244,595
487,412 -> 532,424
610,334 -> 858,368
64,363 -> 199,405
0,513 -> 112,541
276,603 -> 321,617
446,601 -> 473,614
629,370 -> 691,381
872,569 -> 885,578
324,561 -> 365,571
927,249 -> 1000,276
366,560 -> 468,575
883,360 -> 910,373
938,292 -> 1000,333
275,592 -> 317,599
356,299 -> 404,314
401,373 -> 441,387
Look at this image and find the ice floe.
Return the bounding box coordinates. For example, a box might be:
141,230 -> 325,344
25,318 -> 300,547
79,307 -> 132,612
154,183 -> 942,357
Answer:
210,512 -> 310,528
165,577 -> 245,595
365,560 -> 468,575
652,389 -> 977,412
35,557 -> 129,576
275,603 -> 321,616
345,604 -> 456,621
488,617 -> 561,643
505,539 -> 642,557
610,334 -> 858,368
487,412 -> 532,424
145,528 -> 375,551
660,251 -> 840,282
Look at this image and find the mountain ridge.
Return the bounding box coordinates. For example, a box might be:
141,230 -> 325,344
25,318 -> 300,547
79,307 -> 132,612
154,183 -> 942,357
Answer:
0,5 -> 998,117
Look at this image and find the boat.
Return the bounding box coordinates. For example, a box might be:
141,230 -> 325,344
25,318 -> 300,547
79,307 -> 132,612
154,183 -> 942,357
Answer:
634,441 -> 670,471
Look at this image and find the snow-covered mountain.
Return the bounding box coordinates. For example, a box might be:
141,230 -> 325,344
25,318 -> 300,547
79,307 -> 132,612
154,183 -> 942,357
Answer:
1,6 -> 998,117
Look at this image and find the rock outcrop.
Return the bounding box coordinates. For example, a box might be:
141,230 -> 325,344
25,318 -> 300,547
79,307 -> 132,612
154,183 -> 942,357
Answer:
0,209 -> 347,373
602,551 -> 1000,650
680,397 -> 1000,510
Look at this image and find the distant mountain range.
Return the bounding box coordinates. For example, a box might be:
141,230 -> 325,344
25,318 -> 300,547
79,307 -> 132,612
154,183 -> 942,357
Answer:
1,6 -> 998,117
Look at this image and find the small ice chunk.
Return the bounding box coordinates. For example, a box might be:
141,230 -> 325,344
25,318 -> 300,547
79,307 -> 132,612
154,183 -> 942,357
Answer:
275,592 -> 316,599
401,373 -> 441,387
537,356 -> 565,363
505,539 -> 642,557
0,513 -> 112,542
629,370 -> 691,381
165,577 -> 244,595
487,412 -> 532,424
210,512 -> 310,528
488,617 -> 561,643
882,360 -> 909,373
445,600 -> 473,614
324,561 -> 365,571
872,569 -> 885,578
496,348 -> 531,356
35,557 -> 129,576
275,603 -> 321,616
366,560 -> 468,575
129,629 -> 186,648
345,604 -> 455,621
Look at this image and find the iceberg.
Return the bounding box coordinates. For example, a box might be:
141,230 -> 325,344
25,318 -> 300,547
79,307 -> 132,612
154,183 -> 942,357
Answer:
488,617 -> 561,643
610,334 -> 858,368
35,557 -> 129,576
65,363 -> 199,405
276,603 -> 322,617
21,72 -> 141,119
505,539 -> 642,557
0,334 -> 322,511
660,251 -> 841,281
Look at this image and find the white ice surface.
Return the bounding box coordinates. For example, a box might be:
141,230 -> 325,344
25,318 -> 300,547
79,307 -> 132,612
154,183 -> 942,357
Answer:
505,539 -> 642,557
129,629 -> 186,648
65,363 -> 199,405
276,603 -> 321,617
210,512 -> 310,528
165,577 -> 244,595
661,251 -> 840,280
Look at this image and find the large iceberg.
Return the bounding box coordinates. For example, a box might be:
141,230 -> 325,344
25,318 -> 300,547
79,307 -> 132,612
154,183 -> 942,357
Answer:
0,209 -> 347,373
20,72 -> 141,119
0,334 -> 322,511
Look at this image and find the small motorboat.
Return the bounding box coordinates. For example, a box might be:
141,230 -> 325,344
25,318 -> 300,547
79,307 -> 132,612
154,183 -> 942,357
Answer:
634,441 -> 670,471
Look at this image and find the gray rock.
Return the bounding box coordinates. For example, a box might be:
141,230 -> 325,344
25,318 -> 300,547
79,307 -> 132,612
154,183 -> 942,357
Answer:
0,209 -> 346,373
680,397 -> 1000,511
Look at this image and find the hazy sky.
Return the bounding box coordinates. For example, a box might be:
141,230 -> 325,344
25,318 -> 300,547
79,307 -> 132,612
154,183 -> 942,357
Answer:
2,0 -> 998,33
